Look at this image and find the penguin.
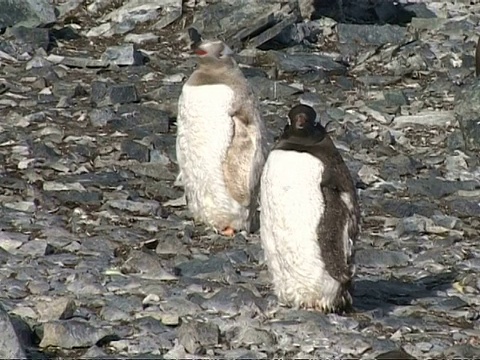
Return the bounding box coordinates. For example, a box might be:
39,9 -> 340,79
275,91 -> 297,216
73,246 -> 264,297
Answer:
176,28 -> 268,237
259,104 -> 360,313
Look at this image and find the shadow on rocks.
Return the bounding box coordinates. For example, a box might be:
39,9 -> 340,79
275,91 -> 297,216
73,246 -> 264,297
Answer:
353,271 -> 457,313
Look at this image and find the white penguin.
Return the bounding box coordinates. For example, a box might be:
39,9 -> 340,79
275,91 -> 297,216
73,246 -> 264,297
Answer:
260,104 -> 360,313
176,28 -> 268,237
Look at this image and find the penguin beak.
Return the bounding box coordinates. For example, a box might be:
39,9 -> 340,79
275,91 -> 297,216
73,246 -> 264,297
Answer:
194,49 -> 208,56
295,114 -> 307,130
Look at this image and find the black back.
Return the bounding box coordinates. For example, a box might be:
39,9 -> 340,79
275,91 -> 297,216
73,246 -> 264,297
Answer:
275,104 -> 360,284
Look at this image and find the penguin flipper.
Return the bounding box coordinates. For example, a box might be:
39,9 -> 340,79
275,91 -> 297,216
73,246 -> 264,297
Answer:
317,187 -> 353,284
222,112 -> 255,207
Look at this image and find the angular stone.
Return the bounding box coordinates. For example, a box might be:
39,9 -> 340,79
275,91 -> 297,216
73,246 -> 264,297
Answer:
111,103 -> 170,136
455,82 -> 480,152
124,33 -> 159,44
36,297 -> 76,321
45,54 -> 108,68
90,81 -> 139,107
0,0 -> 56,28
39,320 -> 113,349
269,51 -> 347,75
406,178 -> 478,199
355,249 -> 410,268
52,82 -> 87,99
447,199 -> 480,218
192,2 -> 296,50
6,26 -> 51,54
89,107 -> 118,127
393,111 -> 455,128
200,286 -> 268,315
0,304 -> 27,358
100,44 -> 145,66
338,23 -> 408,46
177,320 -> 220,354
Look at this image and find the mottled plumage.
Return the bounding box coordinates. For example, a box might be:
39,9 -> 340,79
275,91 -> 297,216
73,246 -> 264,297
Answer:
260,104 -> 360,313
176,28 -> 268,236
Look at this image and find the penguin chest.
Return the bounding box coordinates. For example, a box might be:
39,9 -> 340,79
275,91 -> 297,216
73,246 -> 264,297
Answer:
260,150 -> 344,307
176,83 -> 246,227
260,150 -> 325,255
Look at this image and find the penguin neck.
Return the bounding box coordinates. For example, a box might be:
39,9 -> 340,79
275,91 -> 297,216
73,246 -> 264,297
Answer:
197,56 -> 237,69
279,126 -> 327,147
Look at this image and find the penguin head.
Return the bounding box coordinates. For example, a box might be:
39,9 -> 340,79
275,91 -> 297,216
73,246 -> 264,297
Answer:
187,27 -> 234,60
287,104 -> 323,134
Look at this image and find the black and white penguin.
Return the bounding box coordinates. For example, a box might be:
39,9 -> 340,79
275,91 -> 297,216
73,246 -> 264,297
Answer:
176,28 -> 268,237
260,104 -> 360,313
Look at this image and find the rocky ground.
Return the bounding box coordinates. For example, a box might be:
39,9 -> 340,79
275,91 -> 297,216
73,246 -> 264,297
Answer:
1,0 -> 480,358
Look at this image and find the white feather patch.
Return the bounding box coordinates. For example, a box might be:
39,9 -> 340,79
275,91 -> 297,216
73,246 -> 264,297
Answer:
260,149 -> 342,309
176,84 -> 250,231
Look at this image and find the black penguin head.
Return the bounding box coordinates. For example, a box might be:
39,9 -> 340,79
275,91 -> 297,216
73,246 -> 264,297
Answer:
288,104 -> 318,132
187,27 -> 234,60
285,104 -> 328,141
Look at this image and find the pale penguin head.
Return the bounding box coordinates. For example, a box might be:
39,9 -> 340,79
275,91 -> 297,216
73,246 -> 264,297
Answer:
187,27 -> 234,60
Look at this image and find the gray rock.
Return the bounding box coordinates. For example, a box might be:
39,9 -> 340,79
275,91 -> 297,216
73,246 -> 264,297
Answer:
90,81 -> 139,107
355,249 -> 410,268
443,344 -> 480,358
46,54 -> 108,68
406,178 -> 478,198
0,304 -> 27,358
249,77 -> 302,100
89,107 -> 118,127
378,199 -> 438,218
120,139 -> 150,162
228,324 -> 275,348
455,82 -> 480,152
396,215 -> 428,236
338,23 -> 408,46
380,155 -> 424,179
384,90 -> 409,106
447,199 -> 480,217
5,26 -> 51,54
86,0 -> 176,37
191,1 -> 298,50
36,297 -> 76,321
125,33 -> 159,44
200,285 -> 268,315
80,345 -> 110,359
175,255 -> 237,279
177,320 -> 220,354
40,319 -> 114,349
52,82 -> 88,99
18,239 -> 54,257
0,0 -> 56,28
269,51 -> 347,75
113,104 -> 170,136
101,44 -> 145,66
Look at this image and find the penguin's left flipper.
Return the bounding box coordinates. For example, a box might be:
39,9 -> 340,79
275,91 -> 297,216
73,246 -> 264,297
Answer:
222,109 -> 257,207
316,185 -> 353,285
320,163 -> 360,252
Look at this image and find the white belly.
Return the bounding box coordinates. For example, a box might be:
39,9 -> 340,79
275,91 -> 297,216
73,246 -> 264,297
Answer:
176,84 -> 248,231
260,150 -> 342,310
